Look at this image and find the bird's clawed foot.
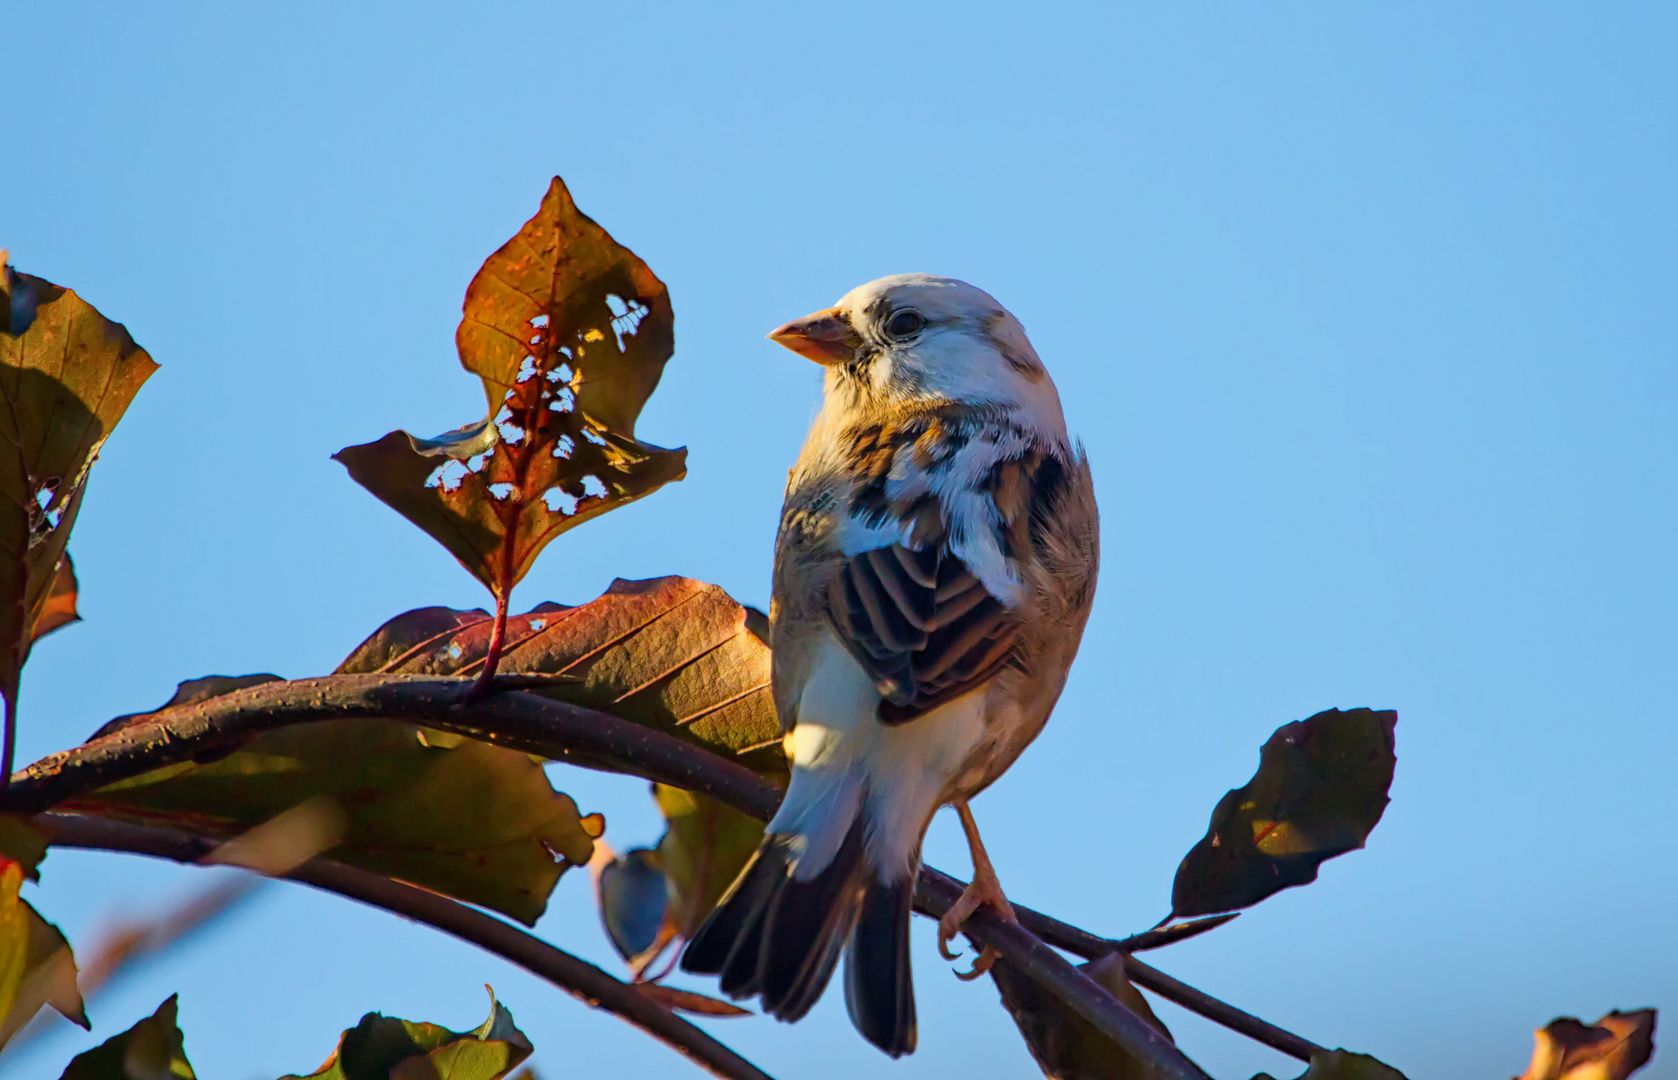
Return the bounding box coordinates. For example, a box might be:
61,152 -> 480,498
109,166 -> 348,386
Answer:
936,799 -> 1017,980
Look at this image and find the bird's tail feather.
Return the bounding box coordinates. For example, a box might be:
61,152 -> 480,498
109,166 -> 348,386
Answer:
844,871 -> 917,1057
682,802 -> 920,1056
682,816 -> 868,1022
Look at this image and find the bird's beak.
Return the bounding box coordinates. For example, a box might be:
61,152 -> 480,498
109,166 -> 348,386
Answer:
767,308 -> 856,366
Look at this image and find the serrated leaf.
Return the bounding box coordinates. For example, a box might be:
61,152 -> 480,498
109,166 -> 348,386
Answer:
335,176 -> 685,598
343,576 -> 785,777
58,994 -> 195,1080
283,989 -> 532,1080
1515,1010 -> 1656,1080
992,952 -> 1173,1079
73,679 -> 601,926
1172,708 -> 1396,919
0,262 -> 156,725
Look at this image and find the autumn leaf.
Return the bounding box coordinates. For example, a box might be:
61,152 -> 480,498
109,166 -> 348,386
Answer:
31,554 -> 79,643
334,177 -> 685,613
1171,708 -> 1396,919
282,989 -> 532,1080
634,982 -> 750,1019
0,260 -> 156,777
1514,1010 -> 1656,1080
72,678 -> 603,926
57,994 -> 195,1080
991,952 -> 1173,1080
0,895 -> 88,1046
339,576 -> 785,777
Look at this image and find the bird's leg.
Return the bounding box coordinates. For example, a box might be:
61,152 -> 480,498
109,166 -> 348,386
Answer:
936,798 -> 1017,980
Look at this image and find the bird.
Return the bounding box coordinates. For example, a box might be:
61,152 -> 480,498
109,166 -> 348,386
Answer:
680,274 -> 1099,1057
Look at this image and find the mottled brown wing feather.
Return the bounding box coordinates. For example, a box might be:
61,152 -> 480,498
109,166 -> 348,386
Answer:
826,543 -> 1019,726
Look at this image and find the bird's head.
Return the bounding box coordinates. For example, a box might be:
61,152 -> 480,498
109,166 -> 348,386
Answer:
768,275 -> 1061,420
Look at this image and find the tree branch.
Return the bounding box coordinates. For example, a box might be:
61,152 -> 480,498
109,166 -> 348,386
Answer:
36,812 -> 776,1080
4,674 -> 1320,1068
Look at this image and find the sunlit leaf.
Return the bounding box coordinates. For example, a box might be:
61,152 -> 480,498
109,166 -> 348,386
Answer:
991,952 -> 1173,1079
634,982 -> 750,1018
340,576 -> 785,778
30,554 -> 79,643
335,176 -> 686,598
0,261 -> 156,738
0,894 -> 88,1046
1171,708 -> 1396,919
0,861 -> 26,1026
282,989 -> 532,1080
57,994 -> 195,1080
1514,1009 -> 1656,1080
73,680 -> 602,926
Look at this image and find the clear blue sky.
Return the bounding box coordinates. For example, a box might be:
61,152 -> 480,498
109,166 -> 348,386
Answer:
5,3 -> 1675,1077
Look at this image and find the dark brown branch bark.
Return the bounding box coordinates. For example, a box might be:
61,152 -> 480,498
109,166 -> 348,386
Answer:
37,813 -> 776,1080
4,674 -> 1319,1068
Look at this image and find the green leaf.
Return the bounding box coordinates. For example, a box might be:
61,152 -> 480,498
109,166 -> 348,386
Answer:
0,814 -> 49,881
334,176 -> 686,598
75,681 -> 603,926
0,260 -> 156,716
58,994 -> 195,1080
1513,1010 -> 1656,1080
1171,708 -> 1396,919
653,783 -> 763,938
0,895 -> 88,1045
282,990 -> 532,1080
339,577 -> 786,778
991,952 -> 1174,1079
1254,1050 -> 1409,1080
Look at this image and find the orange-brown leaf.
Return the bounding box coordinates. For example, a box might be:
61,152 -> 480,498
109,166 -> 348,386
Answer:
335,177 -> 685,595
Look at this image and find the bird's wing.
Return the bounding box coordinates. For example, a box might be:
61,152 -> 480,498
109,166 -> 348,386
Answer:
826,449 -> 1068,724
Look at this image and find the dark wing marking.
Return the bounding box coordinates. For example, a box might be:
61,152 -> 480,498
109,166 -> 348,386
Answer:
826,538 -> 1019,726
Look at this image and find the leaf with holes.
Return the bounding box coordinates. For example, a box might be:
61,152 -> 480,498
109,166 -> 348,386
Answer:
72,677 -> 603,926
1514,1010 -> 1656,1080
282,990 -> 532,1080
0,260 -> 157,775
992,952 -> 1174,1080
334,176 -> 686,607
58,994 -> 195,1080
339,576 -> 786,778
1171,708 -> 1396,919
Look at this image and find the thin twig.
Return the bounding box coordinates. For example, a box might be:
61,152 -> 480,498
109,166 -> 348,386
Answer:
2,674 -> 1322,1066
38,813 -> 776,1080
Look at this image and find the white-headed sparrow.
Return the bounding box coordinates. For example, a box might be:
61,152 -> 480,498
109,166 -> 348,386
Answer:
682,275 -> 1099,1057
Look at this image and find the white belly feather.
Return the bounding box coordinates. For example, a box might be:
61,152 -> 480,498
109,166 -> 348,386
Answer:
769,632 -> 988,884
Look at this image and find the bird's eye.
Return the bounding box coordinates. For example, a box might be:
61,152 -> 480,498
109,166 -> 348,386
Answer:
884,309 -> 924,340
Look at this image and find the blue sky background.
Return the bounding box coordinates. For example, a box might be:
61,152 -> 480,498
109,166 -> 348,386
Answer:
4,2 -> 1675,1077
